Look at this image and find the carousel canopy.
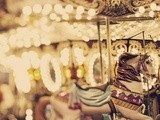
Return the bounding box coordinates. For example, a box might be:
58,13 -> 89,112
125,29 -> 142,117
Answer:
0,0 -> 160,44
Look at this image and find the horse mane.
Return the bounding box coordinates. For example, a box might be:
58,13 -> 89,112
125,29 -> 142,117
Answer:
118,53 -> 139,62
116,53 -> 142,83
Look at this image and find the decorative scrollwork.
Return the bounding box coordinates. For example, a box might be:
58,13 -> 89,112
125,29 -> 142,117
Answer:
129,41 -> 142,54
59,0 -> 155,17
95,0 -> 154,17
112,41 -> 127,56
132,0 -> 155,7
145,42 -> 157,50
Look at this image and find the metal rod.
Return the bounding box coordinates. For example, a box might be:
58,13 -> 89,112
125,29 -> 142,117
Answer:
127,31 -> 144,39
105,17 -> 112,84
97,21 -> 104,84
116,38 -> 153,41
142,31 -> 146,53
142,31 -> 151,116
69,40 -> 73,66
147,79 -> 151,116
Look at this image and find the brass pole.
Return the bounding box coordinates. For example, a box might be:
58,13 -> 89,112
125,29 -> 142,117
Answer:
105,17 -> 112,84
143,31 -> 151,116
97,21 -> 104,84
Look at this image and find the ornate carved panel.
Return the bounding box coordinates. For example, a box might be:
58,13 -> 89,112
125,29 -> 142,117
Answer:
61,0 -> 155,17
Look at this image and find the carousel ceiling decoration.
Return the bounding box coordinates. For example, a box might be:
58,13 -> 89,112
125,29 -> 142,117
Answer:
61,0 -> 155,17
96,0 -> 155,17
0,0 -> 160,53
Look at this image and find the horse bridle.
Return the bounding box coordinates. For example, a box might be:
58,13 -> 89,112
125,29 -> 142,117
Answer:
137,54 -> 149,73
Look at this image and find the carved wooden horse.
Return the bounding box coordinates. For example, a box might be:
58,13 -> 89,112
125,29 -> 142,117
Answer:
35,53 -> 157,120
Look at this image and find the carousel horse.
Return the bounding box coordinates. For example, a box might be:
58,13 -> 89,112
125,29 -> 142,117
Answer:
35,53 -> 157,120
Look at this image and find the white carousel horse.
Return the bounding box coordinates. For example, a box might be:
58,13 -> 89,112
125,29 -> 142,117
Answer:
35,53 -> 156,120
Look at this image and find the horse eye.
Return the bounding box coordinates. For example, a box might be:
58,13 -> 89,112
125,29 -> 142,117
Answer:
146,60 -> 150,64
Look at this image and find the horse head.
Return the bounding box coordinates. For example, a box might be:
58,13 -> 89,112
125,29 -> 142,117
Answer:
138,54 -> 156,80
115,53 -> 157,93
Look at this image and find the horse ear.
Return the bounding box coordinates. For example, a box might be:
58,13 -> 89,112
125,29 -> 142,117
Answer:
146,53 -> 150,59
142,52 -> 149,60
145,52 -> 148,55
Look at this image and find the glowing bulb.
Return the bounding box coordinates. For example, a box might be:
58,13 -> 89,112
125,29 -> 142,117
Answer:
65,68 -> 71,79
17,41 -> 23,48
112,37 -> 116,41
33,4 -> 42,13
65,4 -> 73,13
88,9 -> 96,16
149,11 -> 155,17
44,3 -> 52,10
34,40 -> 41,47
75,14 -> 82,20
150,2 -> 157,11
62,13 -> 69,20
55,17 -> 61,22
22,6 -> 32,15
26,109 -> 33,115
87,16 -> 92,20
139,6 -> 145,13
156,6 -> 160,11
24,41 -> 31,48
76,6 -> 84,14
49,13 -> 57,20
77,68 -> 83,78
153,38 -> 157,42
54,4 -> 63,14
42,3 -> 52,15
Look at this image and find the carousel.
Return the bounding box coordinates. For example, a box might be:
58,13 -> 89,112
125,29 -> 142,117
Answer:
0,0 -> 160,120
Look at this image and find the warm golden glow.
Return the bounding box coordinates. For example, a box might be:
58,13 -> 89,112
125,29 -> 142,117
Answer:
33,4 -> 42,13
149,11 -> 155,17
62,13 -> 69,20
42,3 -> 52,15
150,2 -> 157,11
88,9 -> 96,16
74,47 -> 85,65
65,4 -> 73,13
60,48 -> 70,66
40,54 -> 62,92
77,66 -> 84,78
76,6 -> 84,14
22,6 -> 32,15
55,17 -> 61,22
138,6 -> 145,14
64,67 -> 71,79
34,69 -> 41,80
49,13 -> 57,20
75,14 -> 82,20
54,4 -> 63,14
